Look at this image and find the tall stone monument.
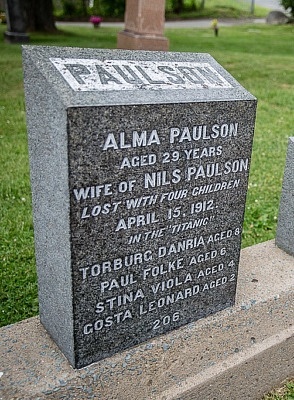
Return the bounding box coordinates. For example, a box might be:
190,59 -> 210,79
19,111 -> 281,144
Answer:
23,46 -> 256,368
4,0 -> 29,43
276,137 -> 294,255
117,0 -> 168,51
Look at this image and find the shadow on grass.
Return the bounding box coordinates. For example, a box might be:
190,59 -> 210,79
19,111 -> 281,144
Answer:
29,28 -> 83,44
24,26 -> 120,48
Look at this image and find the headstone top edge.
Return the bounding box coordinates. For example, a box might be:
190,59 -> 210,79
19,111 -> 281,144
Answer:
22,45 -> 216,68
22,45 -> 256,103
22,44 -> 212,58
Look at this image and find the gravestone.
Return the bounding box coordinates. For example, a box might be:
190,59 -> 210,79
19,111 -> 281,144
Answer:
266,11 -> 289,25
4,0 -> 29,43
22,46 -> 256,368
117,0 -> 168,51
276,137 -> 294,256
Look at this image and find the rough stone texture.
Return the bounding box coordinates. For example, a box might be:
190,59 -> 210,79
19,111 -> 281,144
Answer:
266,10 -> 289,24
117,0 -> 168,50
22,46 -> 256,368
0,240 -> 293,399
276,137 -> 294,256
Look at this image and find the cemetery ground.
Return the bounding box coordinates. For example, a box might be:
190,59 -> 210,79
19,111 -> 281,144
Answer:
0,22 -> 293,398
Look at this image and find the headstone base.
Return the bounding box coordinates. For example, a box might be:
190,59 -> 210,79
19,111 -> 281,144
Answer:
4,31 -> 30,43
1,240 -> 293,399
117,30 -> 169,51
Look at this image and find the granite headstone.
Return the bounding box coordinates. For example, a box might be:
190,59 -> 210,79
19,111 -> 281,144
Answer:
276,137 -> 294,256
22,46 -> 257,368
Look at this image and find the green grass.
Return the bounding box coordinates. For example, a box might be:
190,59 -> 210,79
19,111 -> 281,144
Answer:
0,23 -> 294,330
263,380 -> 294,400
165,0 -> 268,19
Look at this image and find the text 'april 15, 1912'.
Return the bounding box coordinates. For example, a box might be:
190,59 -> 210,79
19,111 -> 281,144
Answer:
71,120 -> 248,237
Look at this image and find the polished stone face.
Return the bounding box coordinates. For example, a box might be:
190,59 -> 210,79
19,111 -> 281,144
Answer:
68,100 -> 256,367
23,46 -> 256,368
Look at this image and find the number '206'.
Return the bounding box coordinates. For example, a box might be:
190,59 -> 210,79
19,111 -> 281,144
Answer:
153,312 -> 180,330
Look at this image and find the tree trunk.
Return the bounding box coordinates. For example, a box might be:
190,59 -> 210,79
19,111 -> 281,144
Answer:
25,0 -> 57,32
80,0 -> 88,16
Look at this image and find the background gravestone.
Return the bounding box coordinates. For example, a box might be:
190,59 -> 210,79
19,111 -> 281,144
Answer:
4,0 -> 29,43
276,137 -> 294,256
117,0 -> 168,50
23,46 -> 256,368
266,10 -> 289,24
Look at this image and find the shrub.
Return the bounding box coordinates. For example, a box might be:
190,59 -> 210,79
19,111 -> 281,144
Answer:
280,0 -> 294,16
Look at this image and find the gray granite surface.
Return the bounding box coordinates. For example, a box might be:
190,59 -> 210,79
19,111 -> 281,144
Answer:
22,46 -> 256,368
276,137 -> 294,256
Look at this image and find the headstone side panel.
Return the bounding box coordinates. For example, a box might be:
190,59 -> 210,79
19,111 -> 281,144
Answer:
22,49 -> 75,365
276,137 -> 294,256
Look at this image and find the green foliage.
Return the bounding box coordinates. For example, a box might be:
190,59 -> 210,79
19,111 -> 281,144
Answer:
280,0 -> 294,16
94,0 -> 125,18
60,0 -> 88,18
168,0 -> 206,13
62,0 -> 78,16
0,12 -> 6,23
54,0 -> 268,20
170,0 -> 184,14
166,0 -> 268,19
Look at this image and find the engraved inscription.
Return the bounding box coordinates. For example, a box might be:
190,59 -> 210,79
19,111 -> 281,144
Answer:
50,59 -> 232,91
67,101 -> 254,363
